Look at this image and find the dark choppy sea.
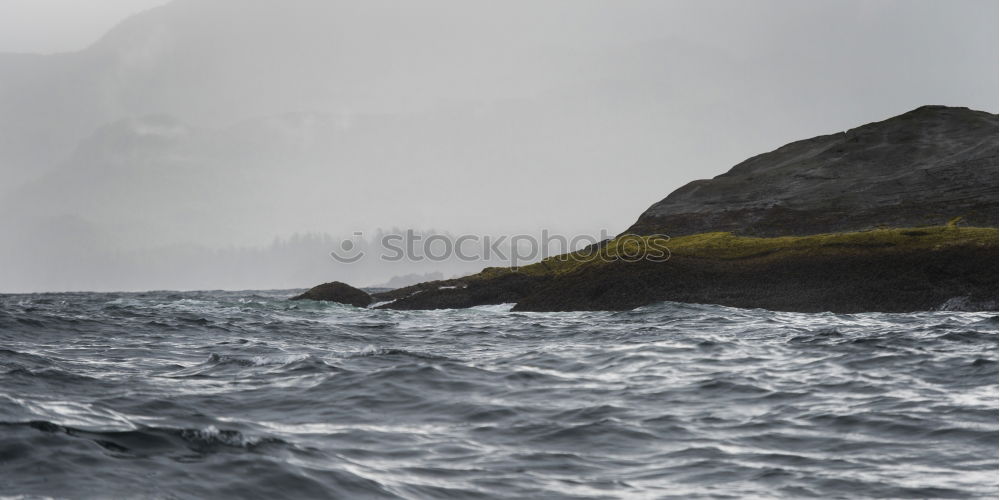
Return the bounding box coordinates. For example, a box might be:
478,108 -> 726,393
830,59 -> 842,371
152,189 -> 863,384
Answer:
0,290 -> 996,499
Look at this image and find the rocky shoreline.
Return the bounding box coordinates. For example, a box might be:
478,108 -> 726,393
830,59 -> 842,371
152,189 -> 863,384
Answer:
368,226 -> 997,313
295,226 -> 998,313
295,106 -> 999,313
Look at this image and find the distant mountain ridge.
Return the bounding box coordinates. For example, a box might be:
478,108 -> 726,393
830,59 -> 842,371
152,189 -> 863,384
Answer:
627,105 -> 998,236
0,0 -> 593,188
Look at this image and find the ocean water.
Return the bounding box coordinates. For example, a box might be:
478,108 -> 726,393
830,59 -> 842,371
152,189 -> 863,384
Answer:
0,290 -> 996,499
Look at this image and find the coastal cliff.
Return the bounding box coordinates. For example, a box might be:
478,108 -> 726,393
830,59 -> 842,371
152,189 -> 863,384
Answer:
627,105 -> 998,237
318,106 -> 1000,313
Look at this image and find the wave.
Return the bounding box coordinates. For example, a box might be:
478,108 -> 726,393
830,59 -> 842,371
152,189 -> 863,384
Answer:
348,346 -> 453,361
163,352 -> 339,378
469,303 -> 516,313
2,420 -> 288,456
0,289 -> 996,499
207,352 -> 311,367
2,367 -> 103,385
0,348 -> 55,368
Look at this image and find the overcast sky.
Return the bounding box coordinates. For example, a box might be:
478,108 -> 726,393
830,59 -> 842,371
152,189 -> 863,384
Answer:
0,0 -> 168,53
0,0 -> 996,291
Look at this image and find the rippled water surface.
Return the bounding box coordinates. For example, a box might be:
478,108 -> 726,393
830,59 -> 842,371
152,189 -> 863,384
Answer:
0,290 -> 996,498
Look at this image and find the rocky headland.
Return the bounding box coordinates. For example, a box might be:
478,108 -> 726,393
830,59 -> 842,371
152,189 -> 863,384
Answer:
302,106 -> 999,313
627,105 -> 998,237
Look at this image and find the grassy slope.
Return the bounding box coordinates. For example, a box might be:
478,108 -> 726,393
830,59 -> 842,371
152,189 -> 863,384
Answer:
471,225 -> 998,280
375,225 -> 997,312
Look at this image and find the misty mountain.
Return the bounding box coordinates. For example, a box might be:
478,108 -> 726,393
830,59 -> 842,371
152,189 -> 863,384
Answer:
0,1 -> 529,180
1,25 -> 765,249
0,0 -> 695,190
0,0 -> 995,292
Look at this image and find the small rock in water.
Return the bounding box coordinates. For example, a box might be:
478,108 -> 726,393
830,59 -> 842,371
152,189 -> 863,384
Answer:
290,281 -> 372,307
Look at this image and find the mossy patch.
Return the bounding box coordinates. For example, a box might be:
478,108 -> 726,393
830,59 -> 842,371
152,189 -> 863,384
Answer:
664,225 -> 996,259
377,225 -> 998,312
463,226 -> 998,280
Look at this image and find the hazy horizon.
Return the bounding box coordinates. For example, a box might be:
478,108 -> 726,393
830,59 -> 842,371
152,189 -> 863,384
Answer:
1,0 -> 997,292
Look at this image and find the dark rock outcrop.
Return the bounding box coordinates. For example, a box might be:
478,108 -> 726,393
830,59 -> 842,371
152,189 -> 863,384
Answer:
291,281 -> 372,307
372,273 -> 539,310
375,234 -> 998,313
627,106 -> 998,237
512,243 -> 997,313
310,106 -> 1000,313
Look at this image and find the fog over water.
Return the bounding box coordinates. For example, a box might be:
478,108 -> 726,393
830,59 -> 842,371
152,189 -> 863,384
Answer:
0,0 -> 996,292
